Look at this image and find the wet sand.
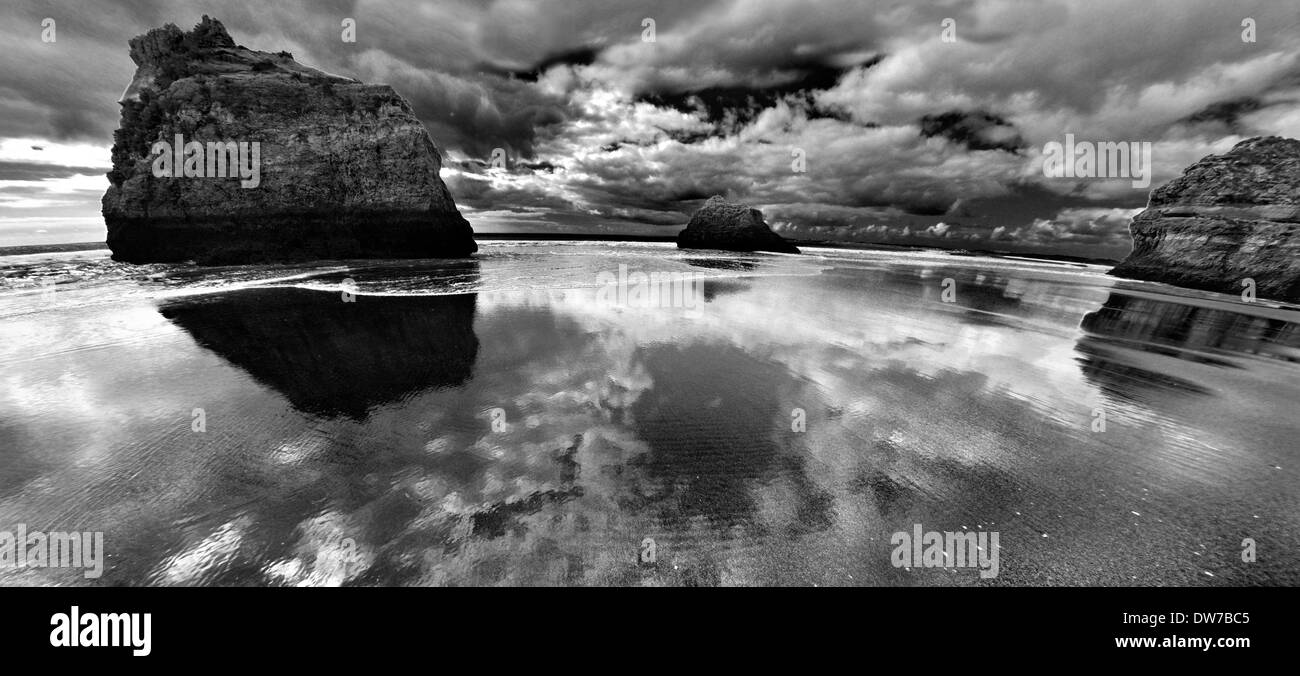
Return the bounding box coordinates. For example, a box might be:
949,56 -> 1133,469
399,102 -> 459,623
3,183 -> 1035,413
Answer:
1,242 -> 1297,586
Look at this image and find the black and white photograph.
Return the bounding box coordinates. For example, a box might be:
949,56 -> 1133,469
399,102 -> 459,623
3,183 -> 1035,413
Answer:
0,0 -> 1296,660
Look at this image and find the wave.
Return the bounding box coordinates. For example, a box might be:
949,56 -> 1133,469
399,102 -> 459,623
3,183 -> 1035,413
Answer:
0,239 -> 1142,311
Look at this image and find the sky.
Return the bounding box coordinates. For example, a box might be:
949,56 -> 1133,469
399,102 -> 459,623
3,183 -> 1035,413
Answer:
2,0 -> 1299,257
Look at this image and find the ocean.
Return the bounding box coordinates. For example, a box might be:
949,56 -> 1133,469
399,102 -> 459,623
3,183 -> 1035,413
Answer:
1,240 -> 1297,586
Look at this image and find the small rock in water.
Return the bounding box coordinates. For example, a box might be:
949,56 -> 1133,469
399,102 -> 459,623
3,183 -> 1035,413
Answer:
676,196 -> 800,254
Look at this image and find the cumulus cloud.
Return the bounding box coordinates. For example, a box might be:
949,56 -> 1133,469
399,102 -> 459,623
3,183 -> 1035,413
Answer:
1,0 -> 1298,254
991,206 -> 1144,258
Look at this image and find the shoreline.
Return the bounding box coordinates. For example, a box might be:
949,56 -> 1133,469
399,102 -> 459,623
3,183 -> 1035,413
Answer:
0,236 -> 1122,268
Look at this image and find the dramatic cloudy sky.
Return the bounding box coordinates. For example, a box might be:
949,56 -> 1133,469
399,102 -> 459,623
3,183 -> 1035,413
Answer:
3,0 -> 1299,257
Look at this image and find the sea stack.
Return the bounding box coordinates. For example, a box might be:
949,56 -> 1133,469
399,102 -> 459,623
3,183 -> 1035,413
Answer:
677,196 -> 800,254
1110,136 -> 1300,302
102,16 -> 476,264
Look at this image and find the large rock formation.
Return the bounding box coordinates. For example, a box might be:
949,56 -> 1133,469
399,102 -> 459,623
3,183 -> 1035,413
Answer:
676,196 -> 800,254
103,16 -> 476,264
1110,136 -> 1300,302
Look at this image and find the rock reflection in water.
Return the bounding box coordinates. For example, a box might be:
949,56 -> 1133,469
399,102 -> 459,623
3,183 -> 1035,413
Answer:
1076,290 -> 1300,399
1081,291 -> 1300,364
160,285 -> 480,419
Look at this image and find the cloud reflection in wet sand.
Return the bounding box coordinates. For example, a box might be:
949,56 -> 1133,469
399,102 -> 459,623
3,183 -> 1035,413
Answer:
1,244 -> 1297,586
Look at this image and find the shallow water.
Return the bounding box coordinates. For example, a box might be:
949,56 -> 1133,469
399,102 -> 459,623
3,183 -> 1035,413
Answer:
1,241 -> 1297,586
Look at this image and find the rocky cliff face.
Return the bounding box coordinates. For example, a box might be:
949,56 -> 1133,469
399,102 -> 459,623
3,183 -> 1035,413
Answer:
676,196 -> 800,254
1110,136 -> 1300,302
103,16 -> 476,264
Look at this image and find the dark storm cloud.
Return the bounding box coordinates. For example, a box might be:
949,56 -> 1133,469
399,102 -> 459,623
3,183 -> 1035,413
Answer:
919,110 -> 1024,153
1185,97 -> 1263,126
633,56 -> 879,138
479,46 -> 603,82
